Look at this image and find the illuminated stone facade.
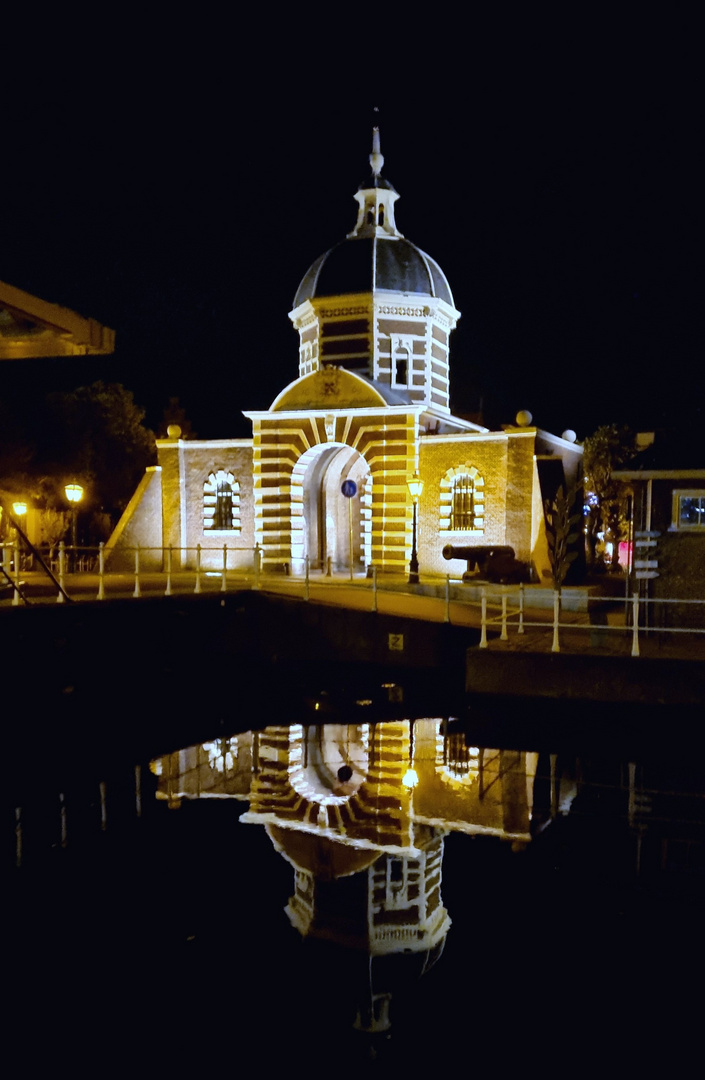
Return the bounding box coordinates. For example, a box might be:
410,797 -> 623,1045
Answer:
109,131 -> 582,578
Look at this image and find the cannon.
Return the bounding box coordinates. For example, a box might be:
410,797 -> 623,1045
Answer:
442,544 -> 530,584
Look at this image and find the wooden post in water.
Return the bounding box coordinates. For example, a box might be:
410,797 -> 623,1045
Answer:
99,781 -> 107,832
15,806 -> 22,868
135,764 -> 142,819
60,792 -> 68,848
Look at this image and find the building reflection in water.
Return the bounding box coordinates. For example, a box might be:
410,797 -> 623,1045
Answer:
152,720 -> 538,1038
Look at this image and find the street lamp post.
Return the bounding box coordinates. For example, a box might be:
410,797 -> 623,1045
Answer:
407,474 -> 423,585
11,502 -> 27,575
64,483 -> 84,571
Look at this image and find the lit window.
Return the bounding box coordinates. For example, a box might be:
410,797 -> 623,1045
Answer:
203,470 -> 240,532
673,490 -> 705,530
451,474 -> 475,530
439,466 -> 485,534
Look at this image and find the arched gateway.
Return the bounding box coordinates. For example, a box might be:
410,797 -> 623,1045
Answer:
109,129 -> 580,582
244,366 -> 418,575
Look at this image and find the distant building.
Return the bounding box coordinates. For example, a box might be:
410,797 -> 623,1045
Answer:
613,431 -> 705,621
109,131 -> 581,581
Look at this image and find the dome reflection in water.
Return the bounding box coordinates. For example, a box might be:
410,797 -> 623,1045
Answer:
153,720 -> 538,1044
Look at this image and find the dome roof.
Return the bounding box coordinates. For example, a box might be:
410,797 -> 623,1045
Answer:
293,236 -> 454,309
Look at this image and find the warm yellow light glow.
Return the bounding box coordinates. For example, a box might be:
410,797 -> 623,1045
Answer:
402,768 -> 419,788
12,502 -> 27,516
65,483 -> 84,505
407,474 -> 424,501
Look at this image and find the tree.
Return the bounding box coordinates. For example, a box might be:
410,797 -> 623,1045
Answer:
583,424 -> 637,570
38,382 -> 156,517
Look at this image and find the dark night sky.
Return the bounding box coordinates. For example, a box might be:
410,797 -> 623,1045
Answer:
1,17 -> 702,443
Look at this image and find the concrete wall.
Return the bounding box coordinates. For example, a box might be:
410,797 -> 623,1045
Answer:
105,466 -> 163,570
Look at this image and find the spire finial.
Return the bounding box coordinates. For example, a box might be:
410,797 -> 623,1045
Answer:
369,125 -> 384,177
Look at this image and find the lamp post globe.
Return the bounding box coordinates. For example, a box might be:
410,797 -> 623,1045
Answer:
64,483 -> 84,568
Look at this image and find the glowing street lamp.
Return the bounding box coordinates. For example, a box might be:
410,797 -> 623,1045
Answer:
407,473 -> 424,584
10,502 -> 27,570
65,483 -> 84,567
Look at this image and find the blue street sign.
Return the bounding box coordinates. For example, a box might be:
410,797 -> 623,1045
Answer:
341,480 -> 357,498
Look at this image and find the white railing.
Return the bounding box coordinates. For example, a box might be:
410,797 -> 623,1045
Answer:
2,543 -> 703,656
476,583 -> 704,657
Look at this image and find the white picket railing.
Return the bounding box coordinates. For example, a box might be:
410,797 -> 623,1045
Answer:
1,541 -> 703,656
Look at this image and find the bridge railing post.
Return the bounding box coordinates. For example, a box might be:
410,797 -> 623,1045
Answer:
500,589 -> 508,641
97,541 -> 105,600
479,587 -> 488,648
253,545 -> 261,590
194,544 -> 202,594
221,544 -> 228,593
372,566 -> 378,612
165,546 -> 173,596
133,545 -> 141,598
551,589 -> 561,653
518,582 -> 525,634
57,541 -> 66,603
304,555 -> 310,601
444,575 -> 451,624
631,591 -> 640,657
12,540 -> 20,606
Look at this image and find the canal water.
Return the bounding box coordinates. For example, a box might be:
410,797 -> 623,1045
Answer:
9,717 -> 703,1072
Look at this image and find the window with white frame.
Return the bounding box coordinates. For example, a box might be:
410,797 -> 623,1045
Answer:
440,465 -> 485,533
390,335 -> 413,388
203,470 -> 240,531
672,490 -> 705,530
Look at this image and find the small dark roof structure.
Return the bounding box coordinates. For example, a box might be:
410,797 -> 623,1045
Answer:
293,237 -> 454,308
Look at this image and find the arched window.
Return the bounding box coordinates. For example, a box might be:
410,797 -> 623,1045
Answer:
451,474 -> 475,530
390,335 -> 413,388
203,470 -> 240,532
440,465 -> 484,533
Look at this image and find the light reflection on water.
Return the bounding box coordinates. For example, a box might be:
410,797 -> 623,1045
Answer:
147,720 -> 703,1061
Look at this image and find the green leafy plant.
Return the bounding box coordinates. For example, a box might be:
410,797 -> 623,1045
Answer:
544,483 -> 582,588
